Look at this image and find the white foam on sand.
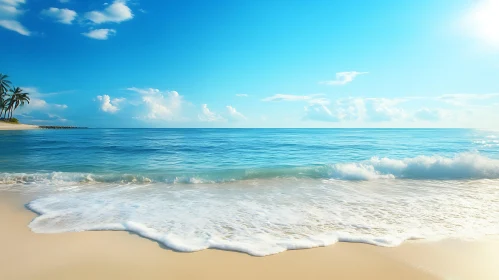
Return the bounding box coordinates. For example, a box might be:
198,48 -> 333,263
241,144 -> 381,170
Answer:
25,176 -> 499,256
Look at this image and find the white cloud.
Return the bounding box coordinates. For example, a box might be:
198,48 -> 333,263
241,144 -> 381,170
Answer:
303,104 -> 341,122
0,0 -> 26,4
27,113 -> 68,124
96,95 -> 124,113
0,2 -> 22,17
13,87 -> 69,123
236,94 -> 248,97
82,29 -> 116,40
47,113 -> 68,122
85,0 -> 133,24
142,91 -> 181,120
262,94 -> 324,102
304,97 -> 406,123
336,98 -> 406,122
0,19 -> 28,35
0,0 -> 25,13
126,87 -> 192,122
0,0 -> 29,36
463,0 -> 499,49
307,97 -> 330,106
41,8 -> 77,24
198,104 -> 226,122
135,89 -> 184,120
127,87 -> 161,95
54,104 -> 68,109
414,108 -> 445,121
127,89 -> 250,123
437,93 -> 499,106
319,71 -> 367,86
29,98 -> 48,109
226,105 -> 247,121
304,98 -> 359,122
357,98 -> 407,122
298,92 -> 499,126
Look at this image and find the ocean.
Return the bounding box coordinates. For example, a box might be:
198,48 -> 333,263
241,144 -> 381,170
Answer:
1,128 -> 498,256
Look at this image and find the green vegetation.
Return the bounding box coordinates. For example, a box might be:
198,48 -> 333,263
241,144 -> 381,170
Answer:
0,73 -> 30,122
1,117 -> 19,124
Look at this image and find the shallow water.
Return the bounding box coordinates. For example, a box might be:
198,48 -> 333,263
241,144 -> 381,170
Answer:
1,128 -> 498,256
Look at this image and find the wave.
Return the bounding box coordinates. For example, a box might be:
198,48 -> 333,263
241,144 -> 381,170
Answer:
331,152 -> 499,180
2,153 -> 499,185
0,172 -> 154,185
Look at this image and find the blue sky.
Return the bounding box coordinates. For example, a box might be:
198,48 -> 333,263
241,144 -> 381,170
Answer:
1,0 -> 499,128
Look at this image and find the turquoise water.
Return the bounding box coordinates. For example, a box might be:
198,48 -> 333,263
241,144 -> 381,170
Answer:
1,129 -> 499,256
2,128 -> 499,179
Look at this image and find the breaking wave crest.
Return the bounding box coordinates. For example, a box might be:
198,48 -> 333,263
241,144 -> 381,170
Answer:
330,152 -> 499,180
2,153 -> 499,185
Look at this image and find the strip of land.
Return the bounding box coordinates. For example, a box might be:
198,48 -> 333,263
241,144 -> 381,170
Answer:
0,122 -> 88,130
0,193 -> 498,280
0,122 -> 39,130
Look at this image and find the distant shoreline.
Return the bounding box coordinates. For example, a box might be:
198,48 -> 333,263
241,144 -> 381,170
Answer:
0,121 -> 87,130
38,126 -> 88,129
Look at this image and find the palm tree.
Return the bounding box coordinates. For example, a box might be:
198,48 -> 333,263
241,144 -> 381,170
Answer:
5,87 -> 30,120
0,73 -> 11,95
0,73 -> 12,118
0,99 -> 7,119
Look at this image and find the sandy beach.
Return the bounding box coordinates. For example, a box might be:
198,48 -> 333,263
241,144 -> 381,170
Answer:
0,194 -> 497,280
0,122 -> 39,130
2,0 -> 498,279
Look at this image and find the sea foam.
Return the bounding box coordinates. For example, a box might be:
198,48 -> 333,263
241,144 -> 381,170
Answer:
25,175 -> 499,256
330,153 -> 499,180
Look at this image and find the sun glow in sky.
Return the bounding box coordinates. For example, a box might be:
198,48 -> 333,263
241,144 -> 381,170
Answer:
463,0 -> 499,49
1,0 -> 499,128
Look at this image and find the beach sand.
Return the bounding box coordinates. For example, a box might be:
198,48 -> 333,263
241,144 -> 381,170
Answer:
0,193 -> 498,280
0,122 -> 39,130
